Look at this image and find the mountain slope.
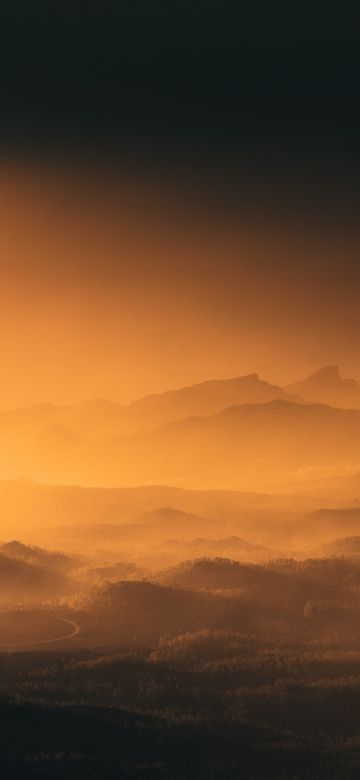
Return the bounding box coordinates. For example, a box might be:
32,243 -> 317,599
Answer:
124,374 -> 299,431
88,399 -> 360,489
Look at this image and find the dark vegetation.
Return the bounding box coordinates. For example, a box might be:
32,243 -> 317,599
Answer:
2,543 -> 360,776
2,632 -> 360,779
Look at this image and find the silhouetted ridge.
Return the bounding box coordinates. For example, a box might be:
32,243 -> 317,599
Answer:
285,365 -> 360,409
0,372 -> 299,449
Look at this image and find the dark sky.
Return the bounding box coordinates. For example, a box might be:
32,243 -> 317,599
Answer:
1,4 -> 360,185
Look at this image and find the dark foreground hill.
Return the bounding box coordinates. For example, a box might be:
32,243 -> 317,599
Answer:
81,579 -> 233,643
1,694 -> 355,780
3,630 -> 360,779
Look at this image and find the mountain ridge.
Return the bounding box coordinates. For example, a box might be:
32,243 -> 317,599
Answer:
0,372 -> 299,445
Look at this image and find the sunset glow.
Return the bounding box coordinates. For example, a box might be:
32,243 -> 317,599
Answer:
1,6 -> 360,779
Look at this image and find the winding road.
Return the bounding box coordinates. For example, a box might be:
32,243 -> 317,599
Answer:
0,616 -> 81,649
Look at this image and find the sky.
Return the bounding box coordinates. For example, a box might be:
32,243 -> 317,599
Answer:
0,162 -> 360,410
0,7 -> 360,409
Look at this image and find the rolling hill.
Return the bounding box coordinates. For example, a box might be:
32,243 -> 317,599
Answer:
160,535 -> 270,562
158,558 -> 285,591
0,540 -> 77,573
0,478 -> 321,546
60,507 -> 221,545
82,579 -> 233,643
320,536 -> 360,557
0,553 -> 70,605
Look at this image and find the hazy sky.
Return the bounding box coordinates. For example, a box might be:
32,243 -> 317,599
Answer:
0,162 -> 359,410
0,8 -> 360,409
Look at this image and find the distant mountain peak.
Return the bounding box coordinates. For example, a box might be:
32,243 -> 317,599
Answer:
285,365 -> 360,409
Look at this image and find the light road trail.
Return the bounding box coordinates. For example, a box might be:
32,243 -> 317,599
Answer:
0,616 -> 81,649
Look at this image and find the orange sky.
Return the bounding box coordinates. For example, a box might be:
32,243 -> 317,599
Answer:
0,161 -> 359,410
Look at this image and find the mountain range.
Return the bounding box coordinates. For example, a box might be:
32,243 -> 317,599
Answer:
0,372 -> 297,447
0,366 -> 360,489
